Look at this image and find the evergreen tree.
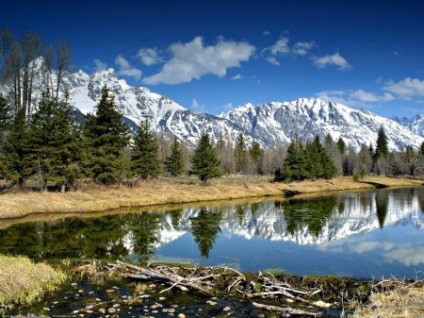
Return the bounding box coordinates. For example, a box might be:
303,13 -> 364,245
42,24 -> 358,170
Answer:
1,108 -> 31,186
190,132 -> 222,182
305,137 -> 325,179
374,126 -> 389,161
131,120 -> 160,179
281,140 -> 306,181
234,133 -> 247,174
249,141 -> 264,175
420,141 -> 424,156
83,86 -> 130,184
0,94 -> 12,146
337,137 -> 346,154
165,137 -> 184,176
28,93 -> 82,190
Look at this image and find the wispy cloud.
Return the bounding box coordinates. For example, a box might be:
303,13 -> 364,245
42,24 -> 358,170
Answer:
137,47 -> 163,66
231,74 -> 242,80
191,98 -> 206,112
350,89 -> 394,102
293,41 -> 316,56
384,77 -> 424,100
93,58 -> 108,72
313,52 -> 352,71
262,31 -> 271,36
143,37 -> 255,85
115,55 -> 142,80
263,36 -> 315,65
316,88 -> 393,106
268,36 -> 290,55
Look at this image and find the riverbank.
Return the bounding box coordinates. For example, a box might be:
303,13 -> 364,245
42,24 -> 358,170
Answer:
0,255 -> 66,310
0,175 -> 422,220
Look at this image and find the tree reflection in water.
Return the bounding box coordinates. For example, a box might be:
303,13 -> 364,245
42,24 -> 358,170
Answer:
190,208 -> 223,258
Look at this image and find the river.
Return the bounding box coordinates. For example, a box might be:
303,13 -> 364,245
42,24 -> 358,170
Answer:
1,187 -> 424,279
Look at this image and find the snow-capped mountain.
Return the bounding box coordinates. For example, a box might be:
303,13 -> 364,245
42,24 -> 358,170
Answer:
392,114 -> 424,138
63,68 -> 252,145
220,98 -> 424,151
2,63 -> 424,150
64,69 -> 423,150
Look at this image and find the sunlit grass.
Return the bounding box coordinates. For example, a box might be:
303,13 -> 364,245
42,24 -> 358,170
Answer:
355,282 -> 424,318
0,255 -> 67,308
0,175 -> 421,219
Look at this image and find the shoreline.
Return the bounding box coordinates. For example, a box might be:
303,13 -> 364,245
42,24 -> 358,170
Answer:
0,175 -> 422,221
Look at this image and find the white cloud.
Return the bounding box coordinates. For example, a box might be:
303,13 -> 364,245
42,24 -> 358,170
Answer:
315,90 -> 349,105
384,78 -> 424,100
223,102 -> 234,112
231,74 -> 242,80
143,37 -> 255,85
293,41 -> 315,56
350,89 -> 394,102
115,55 -> 142,80
269,36 -> 290,55
265,56 -> 280,66
263,36 -> 315,65
137,47 -> 162,66
313,52 -> 352,71
93,59 -> 108,71
262,31 -> 271,36
316,88 -> 393,106
191,98 -> 206,112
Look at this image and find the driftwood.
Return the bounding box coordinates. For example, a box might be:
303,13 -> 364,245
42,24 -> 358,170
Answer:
252,302 -> 322,317
92,260 -> 346,317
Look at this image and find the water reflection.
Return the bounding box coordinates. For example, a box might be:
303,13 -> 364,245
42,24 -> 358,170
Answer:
1,187 -> 424,278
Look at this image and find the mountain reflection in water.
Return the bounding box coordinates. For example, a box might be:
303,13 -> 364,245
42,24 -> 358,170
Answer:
1,187 -> 424,279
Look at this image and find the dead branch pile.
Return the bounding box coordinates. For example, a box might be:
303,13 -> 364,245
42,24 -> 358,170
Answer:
104,261 -> 339,317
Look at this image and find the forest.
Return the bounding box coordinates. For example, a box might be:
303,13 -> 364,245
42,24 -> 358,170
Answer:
1,28 -> 424,192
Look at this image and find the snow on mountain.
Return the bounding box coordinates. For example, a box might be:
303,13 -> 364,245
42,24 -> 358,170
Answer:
62,68 -> 251,145
220,98 -> 424,151
2,63 -> 424,150
392,115 -> 424,138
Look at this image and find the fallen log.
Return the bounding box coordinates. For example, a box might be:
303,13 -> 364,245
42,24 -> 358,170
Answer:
252,302 -> 322,317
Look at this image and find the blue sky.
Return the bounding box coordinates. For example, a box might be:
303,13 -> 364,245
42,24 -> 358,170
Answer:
2,0 -> 424,117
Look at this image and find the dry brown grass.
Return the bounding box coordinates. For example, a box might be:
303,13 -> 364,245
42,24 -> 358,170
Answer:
0,175 -> 422,220
0,255 -> 66,307
355,281 -> 424,318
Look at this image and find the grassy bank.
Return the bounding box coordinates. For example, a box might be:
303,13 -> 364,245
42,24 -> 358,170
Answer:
0,255 -> 66,308
0,175 -> 422,220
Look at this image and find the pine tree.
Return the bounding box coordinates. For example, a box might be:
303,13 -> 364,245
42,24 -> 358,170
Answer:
190,132 -> 222,182
305,137 -> 325,179
28,93 -> 82,190
249,141 -> 264,175
337,137 -> 346,154
83,86 -> 130,184
234,133 -> 247,174
374,126 -> 389,161
0,94 -> 12,146
420,141 -> 424,156
281,140 -> 306,181
165,137 -> 184,176
131,120 -> 160,179
1,108 -> 31,186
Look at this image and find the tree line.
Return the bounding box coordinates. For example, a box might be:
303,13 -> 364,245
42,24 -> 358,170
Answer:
1,28 -> 424,191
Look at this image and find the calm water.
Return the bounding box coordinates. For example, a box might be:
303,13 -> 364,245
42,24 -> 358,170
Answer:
1,187 -> 424,279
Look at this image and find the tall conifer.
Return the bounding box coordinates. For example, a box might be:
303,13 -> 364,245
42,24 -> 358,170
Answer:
83,86 -> 130,184
28,93 -> 81,190
165,137 -> 184,176
191,132 -> 222,182
131,120 -> 160,179
1,108 -> 31,186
